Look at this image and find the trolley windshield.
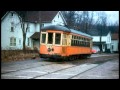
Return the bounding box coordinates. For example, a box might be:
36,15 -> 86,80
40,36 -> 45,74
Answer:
47,33 -> 53,44
47,32 -> 61,45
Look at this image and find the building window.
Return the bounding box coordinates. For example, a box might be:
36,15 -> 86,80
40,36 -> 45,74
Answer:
107,44 -> 110,49
11,13 -> 14,16
41,24 -> 44,27
55,33 -> 61,44
27,27 -> 30,32
28,38 -> 30,46
107,37 -> 111,42
107,37 -> 109,42
11,27 -> 14,32
10,37 -> 16,46
19,39 -> 21,45
11,22 -> 14,32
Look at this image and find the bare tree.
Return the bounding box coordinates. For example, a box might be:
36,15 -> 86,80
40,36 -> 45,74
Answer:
75,11 -> 94,33
16,11 -> 29,52
62,11 -> 76,29
62,11 -> 95,33
82,11 -> 89,32
75,11 -> 83,30
96,11 -> 107,53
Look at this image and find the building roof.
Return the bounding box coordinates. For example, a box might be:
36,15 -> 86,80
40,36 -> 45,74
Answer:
1,11 -> 7,20
93,42 -> 106,45
30,32 -> 40,39
87,29 -> 110,36
58,11 -> 67,25
1,11 -> 67,26
41,25 -> 92,38
112,33 -> 119,40
25,11 -> 58,23
1,11 -> 19,21
1,11 -> 59,23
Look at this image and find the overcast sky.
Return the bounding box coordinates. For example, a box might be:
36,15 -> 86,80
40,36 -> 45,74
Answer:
105,11 -> 119,25
94,11 -> 119,25
76,11 -> 119,25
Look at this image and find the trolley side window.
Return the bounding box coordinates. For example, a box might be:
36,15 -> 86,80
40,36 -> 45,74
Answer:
71,34 -> 91,47
48,33 -> 53,44
86,38 -> 90,47
62,34 -> 67,45
55,33 -> 61,44
71,35 -> 75,46
41,33 -> 46,43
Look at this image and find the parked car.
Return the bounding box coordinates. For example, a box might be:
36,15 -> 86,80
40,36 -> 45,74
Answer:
92,49 -> 97,54
92,46 -> 100,54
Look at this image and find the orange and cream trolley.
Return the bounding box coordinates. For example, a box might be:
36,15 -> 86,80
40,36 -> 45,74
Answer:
39,25 -> 92,60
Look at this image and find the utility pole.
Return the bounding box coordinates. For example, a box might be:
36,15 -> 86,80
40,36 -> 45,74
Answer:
39,11 -> 42,51
100,29 -> 102,54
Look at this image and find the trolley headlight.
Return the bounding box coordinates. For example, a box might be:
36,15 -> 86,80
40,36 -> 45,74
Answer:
48,48 -> 51,52
52,48 -> 54,51
48,48 -> 54,52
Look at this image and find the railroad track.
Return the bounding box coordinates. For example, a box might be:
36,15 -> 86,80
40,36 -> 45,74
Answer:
1,54 -> 118,79
1,60 -> 54,74
68,58 -> 116,79
31,57 -> 118,79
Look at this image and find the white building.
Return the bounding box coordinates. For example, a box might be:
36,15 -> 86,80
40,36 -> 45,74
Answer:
1,11 -> 23,50
1,11 -> 67,50
111,33 -> 119,53
25,11 -> 67,50
87,29 -> 112,53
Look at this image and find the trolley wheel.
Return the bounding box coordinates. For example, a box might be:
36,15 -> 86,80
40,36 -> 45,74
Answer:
68,56 -> 73,61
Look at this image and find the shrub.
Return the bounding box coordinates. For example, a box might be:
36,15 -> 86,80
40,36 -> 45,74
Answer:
25,46 -> 32,50
1,50 -> 39,62
33,46 -> 39,53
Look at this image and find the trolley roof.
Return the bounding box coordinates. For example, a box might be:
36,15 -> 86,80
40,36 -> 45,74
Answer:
70,29 -> 92,38
41,25 -> 92,38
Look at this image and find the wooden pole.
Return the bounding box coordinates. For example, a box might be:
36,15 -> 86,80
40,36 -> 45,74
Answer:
39,11 -> 42,52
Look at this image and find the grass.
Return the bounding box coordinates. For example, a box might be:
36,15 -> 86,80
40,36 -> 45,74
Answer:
1,50 -> 39,62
